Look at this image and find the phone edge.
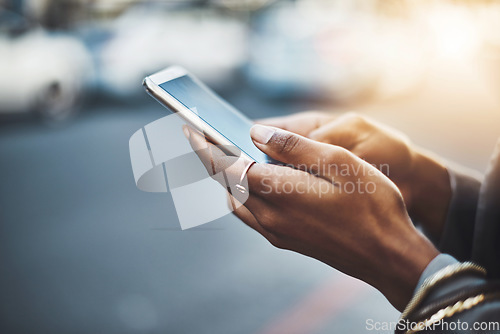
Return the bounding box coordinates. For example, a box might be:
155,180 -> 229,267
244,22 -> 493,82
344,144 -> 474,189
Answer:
142,74 -> 256,163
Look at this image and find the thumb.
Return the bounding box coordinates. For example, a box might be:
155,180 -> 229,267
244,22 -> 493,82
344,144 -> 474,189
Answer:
250,124 -> 345,175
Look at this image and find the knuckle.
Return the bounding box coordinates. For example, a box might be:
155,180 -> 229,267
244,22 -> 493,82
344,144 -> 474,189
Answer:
343,112 -> 367,127
266,233 -> 286,249
256,210 -> 287,235
326,146 -> 351,162
257,210 -> 277,229
278,134 -> 301,154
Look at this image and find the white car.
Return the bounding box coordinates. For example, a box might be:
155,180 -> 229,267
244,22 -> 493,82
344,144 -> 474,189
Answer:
0,20 -> 92,122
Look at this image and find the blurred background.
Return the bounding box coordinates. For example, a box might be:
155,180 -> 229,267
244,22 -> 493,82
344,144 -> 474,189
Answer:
1,0 -> 500,333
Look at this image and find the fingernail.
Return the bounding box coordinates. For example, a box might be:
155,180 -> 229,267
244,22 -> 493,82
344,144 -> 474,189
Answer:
182,125 -> 190,139
250,125 -> 275,144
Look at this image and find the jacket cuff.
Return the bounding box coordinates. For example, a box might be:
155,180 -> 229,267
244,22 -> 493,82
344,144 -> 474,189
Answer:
414,254 -> 459,295
438,164 -> 482,261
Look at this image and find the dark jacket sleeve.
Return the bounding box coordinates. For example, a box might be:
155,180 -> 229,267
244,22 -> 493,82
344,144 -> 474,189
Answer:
437,164 -> 482,261
472,140 -> 500,278
401,141 -> 500,333
398,255 -> 500,334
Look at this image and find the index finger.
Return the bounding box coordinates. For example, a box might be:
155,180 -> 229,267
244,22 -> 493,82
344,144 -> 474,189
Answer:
256,111 -> 336,137
184,126 -> 272,200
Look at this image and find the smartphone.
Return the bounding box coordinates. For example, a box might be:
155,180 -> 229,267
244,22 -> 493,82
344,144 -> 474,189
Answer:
143,66 -> 268,164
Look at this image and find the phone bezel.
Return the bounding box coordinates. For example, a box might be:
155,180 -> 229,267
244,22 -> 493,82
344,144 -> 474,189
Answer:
143,66 -> 255,162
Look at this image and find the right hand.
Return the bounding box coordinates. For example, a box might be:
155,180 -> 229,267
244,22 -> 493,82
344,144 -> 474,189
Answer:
258,111 -> 452,239
184,124 -> 439,311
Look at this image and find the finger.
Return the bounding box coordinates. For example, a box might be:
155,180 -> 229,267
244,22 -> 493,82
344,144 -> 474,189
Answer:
184,125 -> 329,206
184,125 -> 274,202
185,125 -> 238,177
308,113 -> 369,149
249,124 -> 351,180
250,163 -> 338,207
256,111 -> 335,137
225,191 -> 287,249
226,191 -> 267,235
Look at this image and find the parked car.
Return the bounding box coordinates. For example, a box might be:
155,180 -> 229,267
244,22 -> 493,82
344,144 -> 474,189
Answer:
0,9 -> 92,122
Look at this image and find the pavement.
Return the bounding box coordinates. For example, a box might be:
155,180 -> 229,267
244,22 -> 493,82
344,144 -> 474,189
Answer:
1,59 -> 499,333
0,93 -> 399,334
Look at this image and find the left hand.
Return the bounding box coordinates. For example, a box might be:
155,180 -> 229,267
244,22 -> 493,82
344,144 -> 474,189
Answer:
183,124 -> 439,311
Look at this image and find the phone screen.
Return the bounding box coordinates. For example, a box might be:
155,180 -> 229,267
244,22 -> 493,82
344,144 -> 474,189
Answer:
159,75 -> 268,163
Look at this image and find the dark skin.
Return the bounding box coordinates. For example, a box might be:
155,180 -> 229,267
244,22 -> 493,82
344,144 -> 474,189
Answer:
258,111 -> 452,240
183,111 -> 449,311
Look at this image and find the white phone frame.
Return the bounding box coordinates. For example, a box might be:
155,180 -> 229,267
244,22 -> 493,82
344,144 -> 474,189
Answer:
143,66 -> 254,161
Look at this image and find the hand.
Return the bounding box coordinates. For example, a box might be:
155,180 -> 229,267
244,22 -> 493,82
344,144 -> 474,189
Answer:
184,124 -> 439,311
256,111 -> 336,136
260,112 -> 452,240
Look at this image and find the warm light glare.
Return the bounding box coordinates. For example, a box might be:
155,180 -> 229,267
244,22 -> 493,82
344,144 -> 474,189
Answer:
427,7 -> 481,61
